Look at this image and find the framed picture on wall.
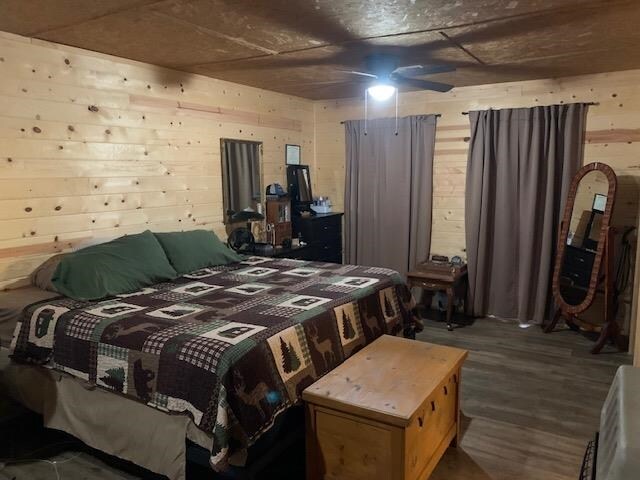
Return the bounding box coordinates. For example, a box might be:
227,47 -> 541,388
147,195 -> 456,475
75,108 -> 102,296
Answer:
285,144 -> 301,165
592,193 -> 607,213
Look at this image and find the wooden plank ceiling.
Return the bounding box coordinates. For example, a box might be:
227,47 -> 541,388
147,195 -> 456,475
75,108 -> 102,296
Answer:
1,0 -> 640,100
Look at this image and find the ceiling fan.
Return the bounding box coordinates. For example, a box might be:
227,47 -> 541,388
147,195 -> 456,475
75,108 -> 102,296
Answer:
340,53 -> 456,100
211,0 -> 600,100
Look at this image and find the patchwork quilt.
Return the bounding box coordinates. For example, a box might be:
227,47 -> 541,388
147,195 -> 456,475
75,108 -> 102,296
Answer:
10,256 -> 417,470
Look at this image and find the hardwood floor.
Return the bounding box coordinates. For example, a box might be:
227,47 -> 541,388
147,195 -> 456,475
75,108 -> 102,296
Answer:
424,316 -> 630,480
0,316 -> 630,480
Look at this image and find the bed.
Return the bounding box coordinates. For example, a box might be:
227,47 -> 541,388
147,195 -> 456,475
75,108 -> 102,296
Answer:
6,254 -> 418,478
0,286 -> 59,349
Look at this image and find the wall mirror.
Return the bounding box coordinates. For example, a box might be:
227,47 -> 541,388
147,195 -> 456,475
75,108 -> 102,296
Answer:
546,162 -> 619,353
221,139 -> 262,224
286,165 -> 313,214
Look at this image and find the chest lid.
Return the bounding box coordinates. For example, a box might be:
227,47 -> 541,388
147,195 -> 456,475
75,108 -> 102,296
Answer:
302,335 -> 467,427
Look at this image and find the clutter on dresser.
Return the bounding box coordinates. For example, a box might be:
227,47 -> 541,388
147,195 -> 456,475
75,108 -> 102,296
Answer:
310,196 -> 332,214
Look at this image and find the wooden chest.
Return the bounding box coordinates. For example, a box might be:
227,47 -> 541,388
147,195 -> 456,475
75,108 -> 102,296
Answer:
303,335 -> 467,480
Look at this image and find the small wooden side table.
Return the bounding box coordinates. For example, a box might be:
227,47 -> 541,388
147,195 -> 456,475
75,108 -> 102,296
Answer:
407,262 -> 468,331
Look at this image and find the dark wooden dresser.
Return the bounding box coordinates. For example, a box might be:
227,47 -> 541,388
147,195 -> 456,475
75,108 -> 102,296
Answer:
562,244 -> 596,289
291,212 -> 343,263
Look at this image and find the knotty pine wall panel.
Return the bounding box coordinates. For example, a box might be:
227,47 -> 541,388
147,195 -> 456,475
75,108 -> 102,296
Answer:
0,31 -> 314,288
313,70 -> 640,343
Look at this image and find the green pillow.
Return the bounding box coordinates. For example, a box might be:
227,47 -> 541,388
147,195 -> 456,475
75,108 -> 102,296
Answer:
52,230 -> 177,300
154,230 -> 242,275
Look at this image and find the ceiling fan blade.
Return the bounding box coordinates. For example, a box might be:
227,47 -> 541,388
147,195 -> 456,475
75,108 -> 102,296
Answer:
392,64 -> 456,76
337,70 -> 378,78
392,75 -> 454,92
216,0 -> 359,47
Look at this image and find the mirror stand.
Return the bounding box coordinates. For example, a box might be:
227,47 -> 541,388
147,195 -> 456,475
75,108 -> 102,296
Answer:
544,226 -> 623,353
542,162 -> 625,354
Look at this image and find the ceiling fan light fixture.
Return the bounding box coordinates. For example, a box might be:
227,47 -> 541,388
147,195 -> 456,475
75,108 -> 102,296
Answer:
367,83 -> 396,101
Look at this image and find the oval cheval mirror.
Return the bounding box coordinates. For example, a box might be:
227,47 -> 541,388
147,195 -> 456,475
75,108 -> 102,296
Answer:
544,162 -> 620,353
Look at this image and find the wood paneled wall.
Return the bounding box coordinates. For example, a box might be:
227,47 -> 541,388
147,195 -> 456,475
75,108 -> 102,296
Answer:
1,29 -> 639,355
313,70 -> 640,341
0,31 -> 314,289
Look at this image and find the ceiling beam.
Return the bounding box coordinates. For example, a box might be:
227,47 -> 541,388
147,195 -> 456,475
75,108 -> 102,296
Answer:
27,0 -> 169,36
439,31 -> 485,65
150,11 -> 279,63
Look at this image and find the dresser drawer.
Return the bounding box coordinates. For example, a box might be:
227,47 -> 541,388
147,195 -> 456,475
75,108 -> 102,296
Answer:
296,214 -> 342,243
562,268 -> 592,288
564,246 -> 595,273
311,216 -> 341,240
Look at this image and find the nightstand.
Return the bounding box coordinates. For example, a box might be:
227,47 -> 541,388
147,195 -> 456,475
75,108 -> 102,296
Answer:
407,262 -> 468,331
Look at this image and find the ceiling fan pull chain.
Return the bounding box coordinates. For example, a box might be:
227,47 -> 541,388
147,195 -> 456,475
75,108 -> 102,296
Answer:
364,89 -> 368,136
395,88 -> 399,135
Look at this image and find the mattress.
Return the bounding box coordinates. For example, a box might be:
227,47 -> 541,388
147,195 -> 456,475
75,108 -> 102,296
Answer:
1,349 -> 212,480
1,347 -> 297,480
0,286 -> 59,348
10,256 -> 417,471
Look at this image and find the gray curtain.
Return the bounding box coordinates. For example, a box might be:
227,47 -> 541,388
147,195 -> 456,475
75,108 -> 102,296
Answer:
222,140 -> 261,217
344,115 -> 437,277
465,104 -> 588,324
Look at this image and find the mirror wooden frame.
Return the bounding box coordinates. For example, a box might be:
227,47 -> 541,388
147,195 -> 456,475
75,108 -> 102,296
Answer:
220,138 -> 264,225
551,162 -> 617,314
545,162 -> 622,353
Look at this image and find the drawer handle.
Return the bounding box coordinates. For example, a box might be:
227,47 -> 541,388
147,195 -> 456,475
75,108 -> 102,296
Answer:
431,401 -> 436,412
418,416 -> 424,427
453,374 -> 458,384
444,386 -> 448,395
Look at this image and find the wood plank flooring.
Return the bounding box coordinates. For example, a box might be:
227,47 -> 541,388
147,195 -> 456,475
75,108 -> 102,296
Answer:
0,316 -> 631,480
425,316 -> 630,480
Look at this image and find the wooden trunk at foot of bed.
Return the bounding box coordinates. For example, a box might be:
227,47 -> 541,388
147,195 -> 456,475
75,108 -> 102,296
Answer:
303,336 -> 467,480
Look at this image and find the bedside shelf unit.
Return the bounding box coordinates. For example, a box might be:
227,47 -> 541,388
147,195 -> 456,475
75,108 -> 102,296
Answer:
265,197 -> 292,247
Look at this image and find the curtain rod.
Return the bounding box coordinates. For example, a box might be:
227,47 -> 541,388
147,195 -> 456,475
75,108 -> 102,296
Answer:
460,102 -> 599,115
340,113 -> 441,124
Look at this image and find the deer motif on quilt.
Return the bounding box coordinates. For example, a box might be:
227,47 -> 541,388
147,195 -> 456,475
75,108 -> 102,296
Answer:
361,302 -> 382,338
308,324 -> 336,370
233,370 -> 270,419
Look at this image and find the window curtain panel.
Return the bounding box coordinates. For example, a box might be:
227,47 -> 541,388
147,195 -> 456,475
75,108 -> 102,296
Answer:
344,115 -> 437,277
222,140 -> 261,215
465,103 -> 588,324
